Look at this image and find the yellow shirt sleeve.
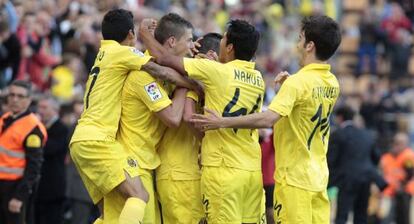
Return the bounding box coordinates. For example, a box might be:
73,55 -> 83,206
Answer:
268,77 -> 301,117
183,58 -> 222,89
186,90 -> 199,102
127,71 -> 172,112
121,47 -> 152,70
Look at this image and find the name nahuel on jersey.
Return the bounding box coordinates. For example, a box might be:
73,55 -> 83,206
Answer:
234,69 -> 264,88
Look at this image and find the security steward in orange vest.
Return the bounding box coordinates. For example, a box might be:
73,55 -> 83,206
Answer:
0,80 -> 47,224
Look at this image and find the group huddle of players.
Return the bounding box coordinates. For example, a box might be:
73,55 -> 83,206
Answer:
69,7 -> 342,224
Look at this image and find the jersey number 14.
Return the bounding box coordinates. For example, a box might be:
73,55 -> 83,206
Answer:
307,104 -> 332,150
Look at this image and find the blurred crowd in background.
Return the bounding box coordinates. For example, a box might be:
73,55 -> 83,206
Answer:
1,0 -> 414,223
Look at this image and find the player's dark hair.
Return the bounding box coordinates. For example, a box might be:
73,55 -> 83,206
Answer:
301,15 -> 341,61
101,9 -> 134,43
225,19 -> 260,61
10,80 -> 32,96
154,13 -> 193,44
198,33 -> 222,54
335,106 -> 354,121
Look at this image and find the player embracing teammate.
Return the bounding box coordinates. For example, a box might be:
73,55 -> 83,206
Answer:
70,7 -> 341,224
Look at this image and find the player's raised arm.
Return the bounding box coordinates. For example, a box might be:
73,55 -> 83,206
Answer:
155,87 -> 188,128
139,19 -> 187,75
141,61 -> 196,90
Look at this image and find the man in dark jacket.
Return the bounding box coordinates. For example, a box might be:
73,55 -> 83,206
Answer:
35,96 -> 68,224
328,106 -> 385,224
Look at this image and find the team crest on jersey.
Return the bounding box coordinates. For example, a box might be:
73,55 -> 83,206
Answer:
127,157 -> 137,168
130,48 -> 144,56
144,82 -> 163,101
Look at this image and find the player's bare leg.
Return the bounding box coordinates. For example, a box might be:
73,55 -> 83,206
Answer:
116,171 -> 149,224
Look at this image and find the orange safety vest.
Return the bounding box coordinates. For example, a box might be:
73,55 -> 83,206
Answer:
381,148 -> 414,196
0,112 -> 47,180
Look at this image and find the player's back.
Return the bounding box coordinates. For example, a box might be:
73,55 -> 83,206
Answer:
71,40 -> 150,143
272,63 -> 340,191
184,58 -> 265,171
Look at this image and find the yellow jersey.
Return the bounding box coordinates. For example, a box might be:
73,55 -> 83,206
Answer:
156,91 -> 201,181
71,40 -> 151,143
116,69 -> 172,170
183,58 -> 265,171
268,63 -> 340,191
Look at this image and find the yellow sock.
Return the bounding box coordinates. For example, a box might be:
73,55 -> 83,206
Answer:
93,217 -> 103,224
119,197 -> 146,224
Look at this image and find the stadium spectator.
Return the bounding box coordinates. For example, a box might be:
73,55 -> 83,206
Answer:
0,13 -> 21,88
16,10 -> 61,91
50,53 -> 82,102
380,132 -> 414,224
35,96 -> 69,224
356,9 -> 382,76
381,3 -> 412,78
0,80 -> 47,224
0,0 -> 18,33
395,0 -> 414,22
328,106 -> 384,224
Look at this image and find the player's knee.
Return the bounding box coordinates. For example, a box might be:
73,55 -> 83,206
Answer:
130,183 -> 149,202
118,176 -> 149,203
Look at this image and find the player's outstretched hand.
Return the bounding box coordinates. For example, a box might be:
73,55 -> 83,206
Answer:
209,51 -> 219,61
274,71 -> 290,85
194,53 -> 207,59
191,37 -> 202,56
140,18 -> 157,36
191,108 -> 222,131
195,52 -> 218,61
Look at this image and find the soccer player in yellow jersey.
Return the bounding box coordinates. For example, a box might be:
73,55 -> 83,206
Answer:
156,32 -> 223,224
191,15 -> 342,224
140,19 -> 265,223
107,13 -> 197,224
69,9 -> 194,224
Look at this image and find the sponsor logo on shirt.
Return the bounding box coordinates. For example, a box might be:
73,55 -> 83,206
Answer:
130,48 -> 144,56
144,82 -> 163,101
